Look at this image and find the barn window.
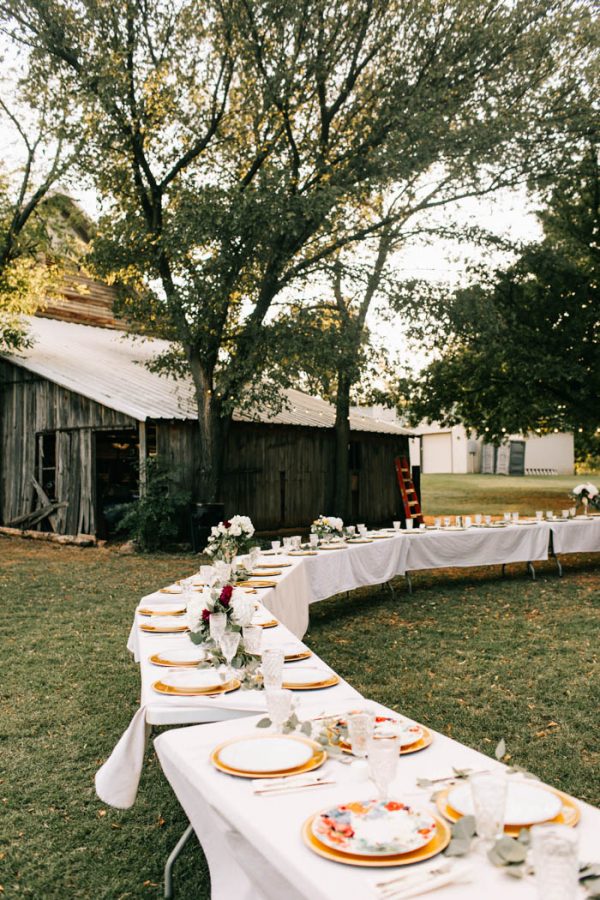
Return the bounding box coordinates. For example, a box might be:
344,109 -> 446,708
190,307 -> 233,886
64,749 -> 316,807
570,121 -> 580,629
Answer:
36,433 -> 57,502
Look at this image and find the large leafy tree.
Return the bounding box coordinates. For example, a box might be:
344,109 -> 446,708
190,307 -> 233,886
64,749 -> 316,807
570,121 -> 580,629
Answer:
1,0 -> 594,500
400,142 -> 600,445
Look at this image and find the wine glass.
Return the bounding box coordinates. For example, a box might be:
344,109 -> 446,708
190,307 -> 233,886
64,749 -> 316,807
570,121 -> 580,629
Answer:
219,631 -> 241,677
470,773 -> 507,850
242,624 -> 262,655
209,612 -> 227,644
265,688 -> 294,732
249,546 -> 261,568
271,540 -> 281,556
367,735 -> 401,800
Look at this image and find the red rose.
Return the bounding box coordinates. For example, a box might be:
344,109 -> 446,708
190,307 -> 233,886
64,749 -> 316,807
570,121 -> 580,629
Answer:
220,584 -> 233,606
223,520 -> 232,529
202,609 -> 211,621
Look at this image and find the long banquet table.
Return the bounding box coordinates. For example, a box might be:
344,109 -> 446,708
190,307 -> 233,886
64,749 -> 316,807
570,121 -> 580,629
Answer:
154,705 -> 600,900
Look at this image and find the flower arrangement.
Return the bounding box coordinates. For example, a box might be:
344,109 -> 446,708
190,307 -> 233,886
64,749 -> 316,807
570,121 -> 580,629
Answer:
570,483 -> 600,512
205,515 -> 256,562
311,515 -> 344,539
186,583 -> 255,644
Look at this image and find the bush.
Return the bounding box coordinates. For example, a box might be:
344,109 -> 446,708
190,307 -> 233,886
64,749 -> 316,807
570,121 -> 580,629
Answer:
116,459 -> 191,551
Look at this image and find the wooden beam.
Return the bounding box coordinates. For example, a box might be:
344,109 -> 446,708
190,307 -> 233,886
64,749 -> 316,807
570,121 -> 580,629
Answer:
138,421 -> 147,497
31,476 -> 59,532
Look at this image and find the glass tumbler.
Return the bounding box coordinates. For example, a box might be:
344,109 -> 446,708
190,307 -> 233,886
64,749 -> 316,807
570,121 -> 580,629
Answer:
309,533 -> 319,547
261,647 -> 285,689
531,823 -> 579,900
209,612 -> 227,644
271,540 -> 281,555
265,688 -> 294,732
470,773 -> 507,847
347,711 -> 374,759
242,624 -> 262,655
367,735 -> 401,800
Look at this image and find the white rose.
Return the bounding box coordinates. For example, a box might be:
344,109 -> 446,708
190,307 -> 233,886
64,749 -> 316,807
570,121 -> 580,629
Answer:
230,591 -> 255,628
230,523 -> 242,537
186,591 -> 211,632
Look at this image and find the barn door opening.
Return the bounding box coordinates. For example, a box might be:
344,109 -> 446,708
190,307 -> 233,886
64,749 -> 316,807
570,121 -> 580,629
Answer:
509,440 -> 526,476
94,429 -> 140,538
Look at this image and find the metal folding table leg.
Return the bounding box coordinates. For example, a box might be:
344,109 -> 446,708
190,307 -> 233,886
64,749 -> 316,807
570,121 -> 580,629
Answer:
405,572 -> 412,594
527,562 -> 536,580
164,822 -> 194,899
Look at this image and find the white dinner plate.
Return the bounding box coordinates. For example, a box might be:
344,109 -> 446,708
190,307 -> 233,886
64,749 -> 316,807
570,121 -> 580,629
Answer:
281,666 -> 334,686
252,612 -> 278,626
218,736 -> 314,773
159,668 -> 226,691
143,615 -> 188,629
448,781 -> 562,826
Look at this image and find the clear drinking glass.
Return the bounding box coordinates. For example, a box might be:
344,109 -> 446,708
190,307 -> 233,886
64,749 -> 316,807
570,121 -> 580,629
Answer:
464,516 -> 472,528
546,510 -> 553,519
249,546 -> 261,568
470,773 -> 507,847
209,612 -> 227,644
291,535 -> 302,549
443,516 -> 451,527
347,711 -> 374,759
570,506 -> 576,517
214,561 -> 232,583
261,647 -> 285,689
309,533 -> 319,547
265,688 -> 294,732
367,735 -> 401,800
405,519 -> 414,530
536,510 -> 543,522
512,512 -> 519,523
357,524 -> 367,535
199,565 -> 215,584
474,514 -> 482,526
219,631 -> 241,675
485,515 -> 492,525
271,540 -> 281,555
561,509 -> 569,518
242,624 -> 262,655
434,517 -> 442,528
531,824 -> 579,900
346,525 -> 356,536
283,536 -> 293,552
393,521 -> 401,531
503,512 -> 511,522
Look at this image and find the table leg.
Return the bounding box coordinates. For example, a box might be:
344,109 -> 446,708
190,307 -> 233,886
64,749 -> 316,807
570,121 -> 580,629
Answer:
405,572 -> 413,594
164,822 -> 194,899
527,562 -> 536,580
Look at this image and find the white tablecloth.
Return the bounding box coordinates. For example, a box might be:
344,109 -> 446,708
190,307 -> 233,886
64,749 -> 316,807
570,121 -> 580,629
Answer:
96,610 -> 361,808
549,518 -> 600,554
155,709 -> 599,900
302,535 -> 410,603
405,524 -> 550,572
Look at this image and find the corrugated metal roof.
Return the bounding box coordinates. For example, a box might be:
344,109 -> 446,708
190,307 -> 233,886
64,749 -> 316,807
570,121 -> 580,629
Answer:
3,317 -> 412,436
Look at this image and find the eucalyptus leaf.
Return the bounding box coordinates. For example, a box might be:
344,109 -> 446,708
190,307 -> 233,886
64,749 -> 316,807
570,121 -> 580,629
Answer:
505,865 -> 527,879
580,865 -> 600,881
256,717 -> 271,729
445,838 -> 472,857
300,721 -> 313,737
452,815 -> 476,841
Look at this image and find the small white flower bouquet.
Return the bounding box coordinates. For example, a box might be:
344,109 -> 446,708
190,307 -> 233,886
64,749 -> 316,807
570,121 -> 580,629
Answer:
311,514 -> 344,539
186,583 -> 255,644
570,483 -> 600,512
204,515 -> 256,562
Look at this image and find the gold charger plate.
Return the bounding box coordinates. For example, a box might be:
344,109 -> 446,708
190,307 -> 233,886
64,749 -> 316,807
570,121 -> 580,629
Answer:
285,650 -> 312,662
368,535 -> 393,540
282,673 -> 340,690
347,539 -> 374,544
138,606 -> 186,617
250,570 -> 283,577
436,785 -> 580,835
237,579 -> 278,589
339,725 -> 433,756
288,550 -> 318,556
318,545 -> 347,551
255,563 -> 292,568
211,734 -> 326,778
159,587 -> 184,594
255,619 -> 278,628
149,653 -> 202,667
140,623 -> 189,634
152,677 -> 241,697
302,812 -> 450,867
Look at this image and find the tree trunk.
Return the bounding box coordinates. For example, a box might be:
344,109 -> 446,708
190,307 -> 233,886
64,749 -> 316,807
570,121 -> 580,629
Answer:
333,369 -> 351,520
189,354 -> 229,503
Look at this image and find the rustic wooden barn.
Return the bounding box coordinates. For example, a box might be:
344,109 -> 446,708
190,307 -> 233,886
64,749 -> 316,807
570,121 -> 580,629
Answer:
0,316 -> 411,537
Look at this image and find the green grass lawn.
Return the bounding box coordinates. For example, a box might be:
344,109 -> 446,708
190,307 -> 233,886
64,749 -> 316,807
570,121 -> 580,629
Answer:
1,511 -> 599,897
420,473 -> 591,517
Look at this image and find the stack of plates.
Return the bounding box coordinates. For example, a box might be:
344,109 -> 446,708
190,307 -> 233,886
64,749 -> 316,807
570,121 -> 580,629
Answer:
152,667 -> 240,696
211,734 -> 326,778
140,616 -> 189,634
304,799 -> 450,867
281,666 -> 340,690
331,715 -> 432,755
439,782 -> 580,835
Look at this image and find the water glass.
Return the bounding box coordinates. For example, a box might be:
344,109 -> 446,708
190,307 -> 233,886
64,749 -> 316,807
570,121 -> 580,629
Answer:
242,624 -> 262,655
271,540 -> 281,555
283,536 -> 293,552
209,611 -> 227,643
393,520 -> 401,531
309,533 -> 319,547
512,512 -> 519,523
261,647 -> 285,689
484,515 -> 492,525
443,516 -> 451,527
249,546 -> 261,568
405,519 -> 414,531
570,506 -> 577,517
503,512 -> 511,522
419,523 -> 426,531
357,523 -> 367,535
561,509 -> 569,518
434,517 -> 441,528
291,535 -> 302,549
347,711 -> 374,759
219,631 -> 241,674
214,561 -> 232,583
531,824 -> 579,900
546,510 -> 553,519
367,735 -> 401,800
265,688 -> 294,732
199,565 -> 215,583
465,516 -> 472,528
474,514 -> 482,525
346,525 -> 356,536
470,773 -> 507,846
536,510 -> 543,522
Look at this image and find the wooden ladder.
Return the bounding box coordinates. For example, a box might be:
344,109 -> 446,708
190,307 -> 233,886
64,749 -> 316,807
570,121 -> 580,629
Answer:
394,456 -> 424,525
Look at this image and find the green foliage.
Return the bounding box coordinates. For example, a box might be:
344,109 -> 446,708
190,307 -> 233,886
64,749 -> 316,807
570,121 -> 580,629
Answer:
400,146 -> 600,441
116,459 -> 191,552
2,0 -> 593,497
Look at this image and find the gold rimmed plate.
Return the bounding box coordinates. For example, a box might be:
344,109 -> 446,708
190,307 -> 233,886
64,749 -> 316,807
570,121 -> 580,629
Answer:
436,785 -> 580,835
140,622 -> 189,634
138,606 -> 186,617
288,550 -> 318,556
284,650 -> 312,662
317,545 -> 348,551
149,649 -> 206,667
159,586 -> 184,595
255,563 -> 292,569
152,677 -> 240,697
211,733 -> 327,778
237,580 -> 278,589
302,811 -> 450,867
281,666 -> 340,690
250,570 -> 283,577
347,538 -> 374,544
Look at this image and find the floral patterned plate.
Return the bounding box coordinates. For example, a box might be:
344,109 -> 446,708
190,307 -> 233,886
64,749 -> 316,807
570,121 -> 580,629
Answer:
311,800 -> 437,857
331,715 -> 424,751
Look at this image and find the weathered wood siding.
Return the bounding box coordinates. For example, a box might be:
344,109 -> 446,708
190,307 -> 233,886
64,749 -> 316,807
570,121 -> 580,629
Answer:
0,359 -> 134,531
